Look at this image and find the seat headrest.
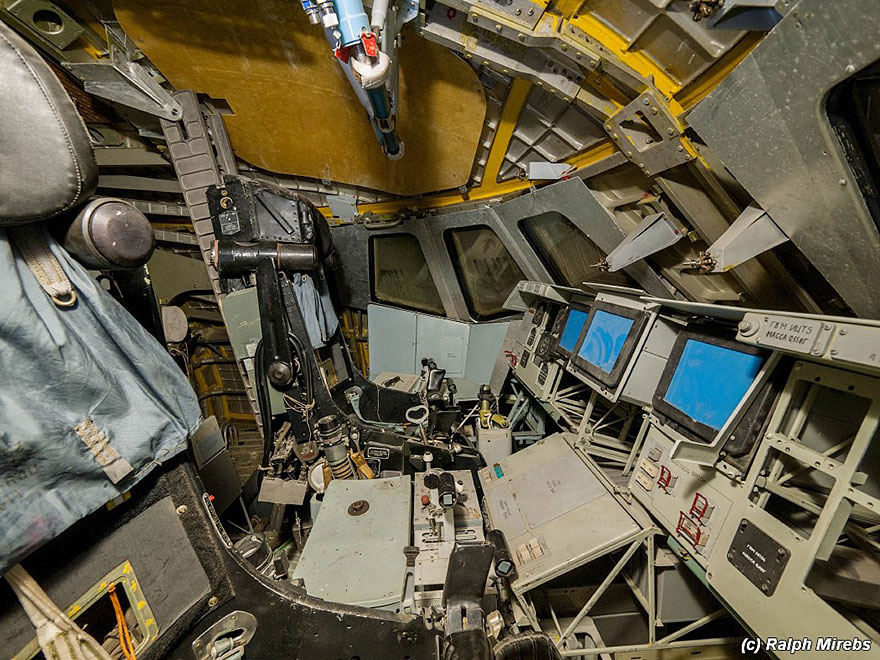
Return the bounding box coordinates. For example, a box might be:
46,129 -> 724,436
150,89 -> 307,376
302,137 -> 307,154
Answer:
0,21 -> 97,225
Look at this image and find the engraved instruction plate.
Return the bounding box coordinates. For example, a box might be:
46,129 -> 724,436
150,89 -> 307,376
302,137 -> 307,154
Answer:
727,519 -> 790,596
751,315 -> 824,354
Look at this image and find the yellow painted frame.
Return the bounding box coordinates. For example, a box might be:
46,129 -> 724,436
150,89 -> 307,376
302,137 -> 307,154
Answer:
10,561 -> 159,660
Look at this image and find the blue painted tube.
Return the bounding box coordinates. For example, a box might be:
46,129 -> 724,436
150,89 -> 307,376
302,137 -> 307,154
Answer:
367,86 -> 390,117
332,0 -> 369,46
366,87 -> 400,156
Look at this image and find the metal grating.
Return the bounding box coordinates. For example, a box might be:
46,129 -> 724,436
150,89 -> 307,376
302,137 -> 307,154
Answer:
499,87 -> 607,181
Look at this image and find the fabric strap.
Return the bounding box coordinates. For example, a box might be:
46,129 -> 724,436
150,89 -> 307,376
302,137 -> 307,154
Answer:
74,418 -> 134,484
8,224 -> 77,306
5,564 -> 114,660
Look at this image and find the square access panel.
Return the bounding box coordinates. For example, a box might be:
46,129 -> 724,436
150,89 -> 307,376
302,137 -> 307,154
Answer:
479,433 -> 641,593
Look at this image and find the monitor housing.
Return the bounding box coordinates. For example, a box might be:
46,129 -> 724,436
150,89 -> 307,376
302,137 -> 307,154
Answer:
652,328 -> 767,445
568,300 -> 652,392
549,303 -> 591,360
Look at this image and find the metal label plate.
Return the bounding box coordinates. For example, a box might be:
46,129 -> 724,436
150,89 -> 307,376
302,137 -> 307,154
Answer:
218,209 -> 241,235
753,315 -> 822,353
727,519 -> 790,596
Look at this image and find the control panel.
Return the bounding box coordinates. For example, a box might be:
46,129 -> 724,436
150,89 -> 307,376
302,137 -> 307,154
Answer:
501,281 -> 880,652
412,469 -> 483,607
630,425 -> 734,563
510,302 -> 562,400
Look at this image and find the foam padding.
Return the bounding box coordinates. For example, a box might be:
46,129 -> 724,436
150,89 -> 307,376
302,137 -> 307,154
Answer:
116,0 -> 487,196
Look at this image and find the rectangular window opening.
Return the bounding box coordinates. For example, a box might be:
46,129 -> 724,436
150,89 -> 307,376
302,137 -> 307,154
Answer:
370,233 -> 445,316
445,226 -> 525,320
520,211 -> 637,289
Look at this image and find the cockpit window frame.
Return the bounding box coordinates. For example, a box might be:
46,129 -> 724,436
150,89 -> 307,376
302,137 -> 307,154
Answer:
518,211 -> 637,290
443,224 -> 526,321
368,232 -> 446,316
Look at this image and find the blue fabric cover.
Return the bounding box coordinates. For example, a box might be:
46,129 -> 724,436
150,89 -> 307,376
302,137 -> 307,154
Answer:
0,228 -> 201,574
292,271 -> 339,348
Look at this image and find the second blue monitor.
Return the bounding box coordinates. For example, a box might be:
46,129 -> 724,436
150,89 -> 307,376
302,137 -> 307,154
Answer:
577,310 -> 634,374
663,339 -> 764,431
559,308 -> 589,354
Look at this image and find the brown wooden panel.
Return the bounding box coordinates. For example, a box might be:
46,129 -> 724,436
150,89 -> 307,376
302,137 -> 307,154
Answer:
116,0 -> 486,196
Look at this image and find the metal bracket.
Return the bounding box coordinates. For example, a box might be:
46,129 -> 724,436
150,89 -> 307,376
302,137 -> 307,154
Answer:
692,205 -> 788,273
345,386 -> 404,430
604,212 -> 686,272
466,0 -> 548,30
192,611 -> 257,660
6,0 -> 85,50
326,193 -> 359,222
63,23 -> 182,120
526,162 -> 573,180
605,90 -> 693,176
708,0 -> 784,31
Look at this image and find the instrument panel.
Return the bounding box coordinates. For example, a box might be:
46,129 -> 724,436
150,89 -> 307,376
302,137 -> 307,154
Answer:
502,281 -> 880,655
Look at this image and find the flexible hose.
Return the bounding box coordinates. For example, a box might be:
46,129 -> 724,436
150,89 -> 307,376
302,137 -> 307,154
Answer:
329,455 -> 355,479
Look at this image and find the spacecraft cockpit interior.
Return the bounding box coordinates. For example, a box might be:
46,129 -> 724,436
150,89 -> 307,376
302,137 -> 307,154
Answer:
1,1 -> 880,659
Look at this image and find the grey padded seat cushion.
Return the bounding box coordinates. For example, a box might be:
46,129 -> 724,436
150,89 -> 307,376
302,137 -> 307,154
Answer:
0,21 -> 97,224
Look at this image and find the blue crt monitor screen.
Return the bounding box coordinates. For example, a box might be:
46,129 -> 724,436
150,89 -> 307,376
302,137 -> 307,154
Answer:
663,340 -> 764,431
559,308 -> 589,353
577,310 -> 635,374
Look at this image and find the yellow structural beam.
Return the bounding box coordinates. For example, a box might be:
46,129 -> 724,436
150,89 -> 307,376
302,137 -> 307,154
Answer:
553,0 -> 584,20
321,139 -> 618,220
567,14 -> 682,99
483,78 -> 533,186
675,33 -> 763,110
316,13 -> 766,219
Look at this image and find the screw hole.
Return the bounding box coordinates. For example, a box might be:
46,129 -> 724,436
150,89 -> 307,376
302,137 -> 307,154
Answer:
32,9 -> 64,34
